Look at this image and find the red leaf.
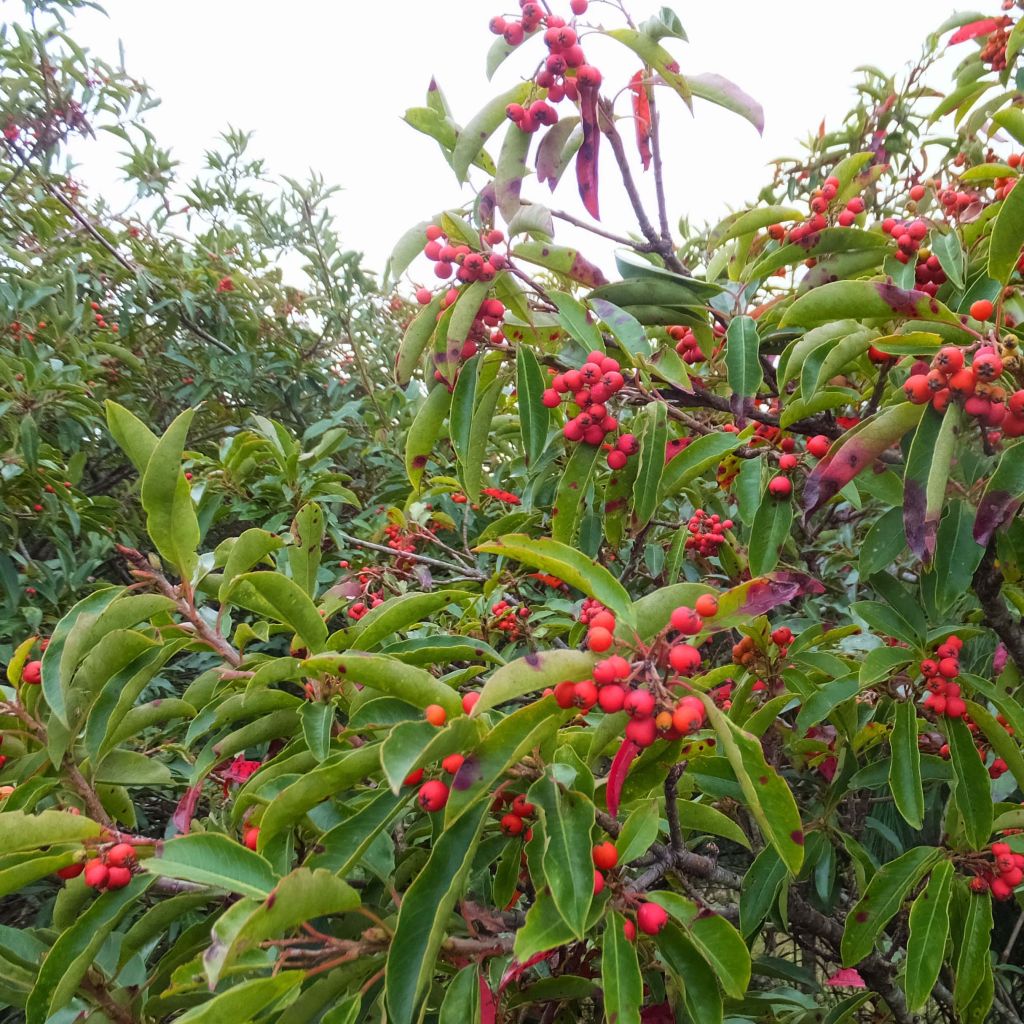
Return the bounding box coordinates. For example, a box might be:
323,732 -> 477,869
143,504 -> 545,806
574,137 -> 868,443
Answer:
629,71 -> 652,171
606,739 -> 639,816
499,950 -> 552,992
576,82 -> 601,219
171,783 -> 202,835
480,973 -> 497,1024
949,18 -> 1001,44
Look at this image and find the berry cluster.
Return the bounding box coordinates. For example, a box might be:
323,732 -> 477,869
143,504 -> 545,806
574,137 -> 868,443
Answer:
979,16 -> 1012,70
920,635 -> 967,718
549,603 -> 714,748
76,843 -> 137,891
668,325 -> 710,364
904,345 -> 1024,438
420,224 -> 507,284
768,452 -> 800,499
494,789 -> 536,838
543,352 -> 626,453
491,598 -> 531,634
971,842 -> 1024,900
494,1 -> 597,129
732,626 -> 794,676
481,487 -> 522,505
938,185 -> 982,217
684,510 -> 733,557
880,216 -> 929,265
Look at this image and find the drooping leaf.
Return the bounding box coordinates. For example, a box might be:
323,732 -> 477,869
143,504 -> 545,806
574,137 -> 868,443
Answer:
945,715 -> 993,850
472,649 -> 597,715
889,701 -> 925,830
600,911 -> 643,1024
904,860 -> 953,1012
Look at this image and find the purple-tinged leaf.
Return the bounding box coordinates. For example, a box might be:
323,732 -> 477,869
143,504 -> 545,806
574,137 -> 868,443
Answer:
576,82 -> 601,219
780,279 -> 961,328
687,72 -> 765,134
512,241 -> 609,287
803,403 -> 926,516
536,117 -> 581,190
903,405 -> 960,563
495,125 -> 533,222
974,440 -> 1024,545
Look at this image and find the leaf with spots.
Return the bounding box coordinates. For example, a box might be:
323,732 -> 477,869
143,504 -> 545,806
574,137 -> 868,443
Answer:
380,716 -> 486,794
974,439 -> 1024,546
903,405 -> 959,563
803,403 -> 926,516
575,81 -> 601,219
780,280 -> 960,329
605,29 -> 692,108
405,385 -> 451,491
840,846 -> 942,965
699,695 -> 804,873
512,240 -> 608,288
451,82 -> 532,183
471,649 -> 597,716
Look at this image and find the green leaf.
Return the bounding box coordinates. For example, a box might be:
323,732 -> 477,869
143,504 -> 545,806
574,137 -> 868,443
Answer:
841,846 -> 942,965
172,972 -> 304,1024
725,315 -> 763,397
226,571 -> 328,653
288,502 -> 324,597
965,699 -> 1024,793
988,170 -> 1024,283
472,649 -> 597,715
25,876 -> 153,1024
439,966 -> 480,1024
954,883 -> 992,1013
606,29 -> 692,108
140,407 -> 200,580
306,787 -> 412,874
385,801 -> 488,1024
218,529 -> 284,603
516,345 -> 549,466
617,799 -> 661,862
552,290 -> 604,350
678,800 -> 751,850
380,716 -> 484,794
932,500 -> 984,615
904,860 -> 953,1012
512,241 -> 609,288
748,487 -> 793,575
552,442 -> 602,545
0,810 -> 102,853
406,384 -> 452,491
659,432 -> 743,500
105,399 -> 158,475
709,206 -> 802,248
930,230 -> 965,291
445,697 -> 572,825
397,293 -> 443,386
631,402 -> 668,528
155,833 -> 278,897
687,72 -> 764,134
451,83 -> 532,182
475,534 -> 635,627
344,590 -> 472,652
589,298 -> 653,359
600,912 -> 643,1024
946,715 -> 993,850
859,647 -> 912,687
205,868 -> 359,984
701,696 -> 804,873
303,652 -> 462,716
740,845 -> 788,937
655,923 -> 723,1024
780,280 -> 959,328
495,123 -> 533,221
890,701 -> 925,830
529,773 -> 595,937
301,702 -> 333,761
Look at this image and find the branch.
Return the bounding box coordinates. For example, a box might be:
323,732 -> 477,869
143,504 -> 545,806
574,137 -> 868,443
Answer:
973,540 -> 1024,674
335,531 -> 487,581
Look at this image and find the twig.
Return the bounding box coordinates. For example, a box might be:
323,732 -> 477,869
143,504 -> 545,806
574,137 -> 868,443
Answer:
335,531 -> 486,580
973,540 -> 1024,674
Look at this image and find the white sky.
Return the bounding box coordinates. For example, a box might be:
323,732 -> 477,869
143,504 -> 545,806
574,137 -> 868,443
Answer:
70,0 -> 960,286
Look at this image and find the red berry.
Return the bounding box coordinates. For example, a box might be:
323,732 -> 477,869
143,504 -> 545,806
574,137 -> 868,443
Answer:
462,692 -> 480,714
768,475 -> 792,498
425,704 -> 447,726
778,453 -> 798,471
970,299 -> 994,321
22,660 -> 42,685
83,860 -> 109,889
243,827 -> 260,850
554,680 -> 578,708
594,869 -> 605,893
512,793 -> 535,817
807,435 -> 830,458
56,862 -> 84,880
623,918 -> 637,941
500,813 -> 524,836
694,594 -> 719,618
668,644 -> 701,674
106,843 -> 136,867
588,626 -> 613,652
598,684 -> 626,713
418,780 -> 450,813
637,901 -> 669,935
106,865 -> 132,889
593,841 -> 619,870
441,753 -> 465,775
624,689 -> 655,719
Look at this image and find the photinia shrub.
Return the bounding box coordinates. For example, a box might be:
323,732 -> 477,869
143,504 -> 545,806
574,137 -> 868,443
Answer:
5,2 -> 1024,1023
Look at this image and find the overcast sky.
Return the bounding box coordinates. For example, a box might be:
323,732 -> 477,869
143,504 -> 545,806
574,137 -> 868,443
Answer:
69,1 -> 959,285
